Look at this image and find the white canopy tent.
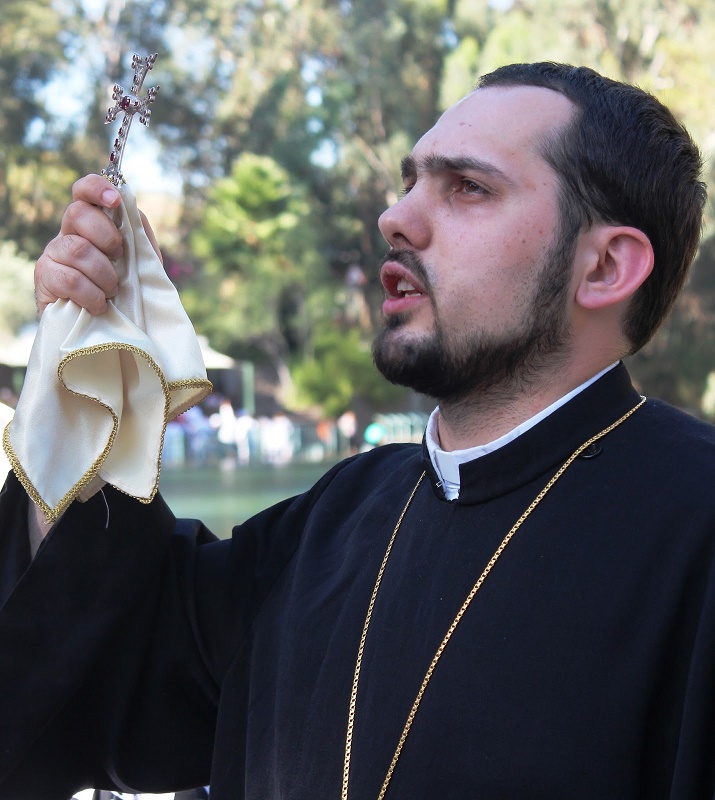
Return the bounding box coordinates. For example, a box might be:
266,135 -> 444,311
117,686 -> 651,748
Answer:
0,327 -> 37,368
197,336 -> 236,370
0,327 -> 236,372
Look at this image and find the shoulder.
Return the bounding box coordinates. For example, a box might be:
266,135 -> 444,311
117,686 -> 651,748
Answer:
319,442 -> 423,487
637,398 -> 715,453
612,397 -> 715,503
218,442 -> 424,547
288,443 -> 425,515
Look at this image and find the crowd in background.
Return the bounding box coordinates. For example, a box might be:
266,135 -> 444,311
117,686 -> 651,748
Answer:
163,396 -> 429,470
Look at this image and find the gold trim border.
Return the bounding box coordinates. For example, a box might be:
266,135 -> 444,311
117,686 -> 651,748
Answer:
2,341 -> 211,524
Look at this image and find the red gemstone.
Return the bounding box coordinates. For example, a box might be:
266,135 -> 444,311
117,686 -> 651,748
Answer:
109,152 -> 115,161
120,96 -> 131,109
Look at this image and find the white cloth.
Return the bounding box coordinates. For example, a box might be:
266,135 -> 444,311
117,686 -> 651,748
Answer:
3,182 -> 211,522
425,362 -> 619,499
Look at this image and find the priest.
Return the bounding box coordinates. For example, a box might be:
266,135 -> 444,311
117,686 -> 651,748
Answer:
0,62 -> 713,800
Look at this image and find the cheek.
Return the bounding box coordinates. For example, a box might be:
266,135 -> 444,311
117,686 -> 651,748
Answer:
432,221 -> 548,316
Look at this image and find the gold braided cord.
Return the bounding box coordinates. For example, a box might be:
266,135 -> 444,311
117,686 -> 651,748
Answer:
342,472 -> 425,800
343,396 -> 646,800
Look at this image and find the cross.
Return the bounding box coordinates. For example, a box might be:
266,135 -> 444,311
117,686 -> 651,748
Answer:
101,53 -> 160,187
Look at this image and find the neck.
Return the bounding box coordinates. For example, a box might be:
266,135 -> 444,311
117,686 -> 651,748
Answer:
435,359 -> 614,451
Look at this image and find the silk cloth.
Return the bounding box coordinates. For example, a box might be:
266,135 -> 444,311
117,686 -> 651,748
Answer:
3,182 -> 211,522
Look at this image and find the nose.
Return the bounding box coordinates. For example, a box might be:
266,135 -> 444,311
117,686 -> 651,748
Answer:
378,188 -> 431,251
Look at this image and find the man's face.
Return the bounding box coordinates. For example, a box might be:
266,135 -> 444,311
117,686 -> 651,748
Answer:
372,86 -> 579,402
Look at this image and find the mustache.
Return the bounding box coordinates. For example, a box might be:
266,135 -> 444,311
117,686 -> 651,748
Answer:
380,248 -> 432,292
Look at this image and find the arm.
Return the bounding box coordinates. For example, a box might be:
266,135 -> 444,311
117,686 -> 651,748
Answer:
0,178 -> 226,796
29,174 -> 163,550
0,474 -> 220,797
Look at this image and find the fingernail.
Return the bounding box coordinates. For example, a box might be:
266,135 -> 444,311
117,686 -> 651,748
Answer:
102,188 -> 119,206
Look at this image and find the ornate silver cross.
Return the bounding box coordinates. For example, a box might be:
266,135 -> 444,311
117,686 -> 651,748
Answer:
101,53 -> 160,187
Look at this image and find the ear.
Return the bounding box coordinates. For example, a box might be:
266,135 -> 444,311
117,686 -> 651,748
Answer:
575,226 -> 654,311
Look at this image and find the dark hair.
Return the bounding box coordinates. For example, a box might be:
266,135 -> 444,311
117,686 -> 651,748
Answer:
478,62 -> 707,353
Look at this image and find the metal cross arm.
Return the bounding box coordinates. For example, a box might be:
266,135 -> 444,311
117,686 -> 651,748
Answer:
101,53 -> 160,187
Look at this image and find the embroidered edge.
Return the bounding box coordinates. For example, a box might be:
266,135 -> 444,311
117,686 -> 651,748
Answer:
2,341 -> 212,524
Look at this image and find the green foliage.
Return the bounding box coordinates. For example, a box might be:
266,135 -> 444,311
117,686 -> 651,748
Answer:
440,36 -> 481,108
628,234 -> 715,415
0,241 -> 37,335
0,0 -> 68,247
184,153 -> 330,359
1,0 -> 714,417
4,154 -> 78,256
469,0 -> 715,195
291,328 -> 405,419
0,0 -> 63,146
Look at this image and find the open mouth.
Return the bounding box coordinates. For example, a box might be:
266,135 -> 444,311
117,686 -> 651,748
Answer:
380,263 -> 429,317
381,262 -> 427,299
394,277 -> 424,298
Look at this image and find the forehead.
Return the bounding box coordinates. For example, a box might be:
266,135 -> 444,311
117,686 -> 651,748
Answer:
412,85 -> 575,177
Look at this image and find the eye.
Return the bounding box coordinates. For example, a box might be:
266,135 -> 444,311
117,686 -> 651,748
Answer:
458,178 -> 487,195
399,183 -> 414,198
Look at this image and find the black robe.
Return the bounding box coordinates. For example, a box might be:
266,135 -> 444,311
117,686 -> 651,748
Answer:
0,363 -> 714,799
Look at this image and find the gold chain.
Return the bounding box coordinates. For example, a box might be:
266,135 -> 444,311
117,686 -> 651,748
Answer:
342,396 -> 646,800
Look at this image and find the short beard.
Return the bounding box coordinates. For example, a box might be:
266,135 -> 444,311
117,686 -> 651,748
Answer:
372,229 -> 577,405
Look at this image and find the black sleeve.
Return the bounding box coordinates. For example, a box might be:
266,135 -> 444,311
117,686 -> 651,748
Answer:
0,472 -> 32,609
0,456 -> 355,799
0,472 -> 220,798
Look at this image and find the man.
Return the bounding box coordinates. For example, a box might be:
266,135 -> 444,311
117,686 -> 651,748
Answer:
0,62 -> 713,799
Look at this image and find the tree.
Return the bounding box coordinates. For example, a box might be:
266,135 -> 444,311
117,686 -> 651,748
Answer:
185,153 -> 329,363
1,0 -> 714,419
291,327 -> 404,418
0,0 -> 63,152
0,0 -> 68,254
0,242 -> 36,336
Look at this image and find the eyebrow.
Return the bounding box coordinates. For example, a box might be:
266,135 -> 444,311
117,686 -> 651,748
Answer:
400,153 -> 516,187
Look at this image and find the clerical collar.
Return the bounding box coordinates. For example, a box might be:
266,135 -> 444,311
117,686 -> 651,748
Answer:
425,362 -> 619,500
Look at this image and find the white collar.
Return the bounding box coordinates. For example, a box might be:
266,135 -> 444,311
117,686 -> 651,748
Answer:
425,363 -> 619,500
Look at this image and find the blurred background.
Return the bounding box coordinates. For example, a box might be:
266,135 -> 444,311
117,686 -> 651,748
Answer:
1,0 -> 714,532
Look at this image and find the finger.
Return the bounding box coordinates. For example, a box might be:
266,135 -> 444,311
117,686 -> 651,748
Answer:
71,174 -> 122,210
35,235 -> 119,316
60,200 -> 124,262
139,210 -> 163,263
35,258 -> 112,316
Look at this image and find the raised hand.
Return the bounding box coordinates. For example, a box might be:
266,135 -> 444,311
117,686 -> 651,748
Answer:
33,174 -> 162,316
